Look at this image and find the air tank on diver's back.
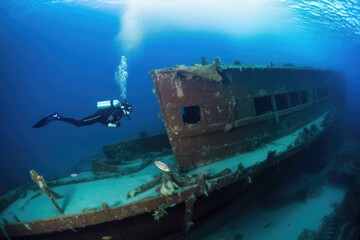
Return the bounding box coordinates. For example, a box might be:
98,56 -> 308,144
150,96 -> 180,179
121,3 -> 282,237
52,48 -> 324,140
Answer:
96,99 -> 120,109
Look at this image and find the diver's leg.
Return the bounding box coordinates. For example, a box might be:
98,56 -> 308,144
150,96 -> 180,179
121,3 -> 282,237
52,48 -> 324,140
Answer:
58,113 -> 102,127
57,117 -> 85,127
33,111 -> 104,128
79,113 -> 103,125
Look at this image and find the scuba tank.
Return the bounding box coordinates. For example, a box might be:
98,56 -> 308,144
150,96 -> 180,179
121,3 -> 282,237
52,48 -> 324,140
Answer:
97,100 -> 120,109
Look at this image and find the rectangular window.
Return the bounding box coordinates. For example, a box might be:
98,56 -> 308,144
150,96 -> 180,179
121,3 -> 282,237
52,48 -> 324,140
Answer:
275,93 -> 289,111
254,96 -> 273,116
300,90 -> 308,104
181,105 -> 201,124
290,91 -> 300,107
312,88 -> 317,101
317,87 -> 323,98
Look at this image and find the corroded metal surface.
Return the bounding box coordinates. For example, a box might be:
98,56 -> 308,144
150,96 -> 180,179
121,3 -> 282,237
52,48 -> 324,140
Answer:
0,61 -> 345,239
4,190 -> 194,237
150,61 -> 344,170
2,119 -> 333,238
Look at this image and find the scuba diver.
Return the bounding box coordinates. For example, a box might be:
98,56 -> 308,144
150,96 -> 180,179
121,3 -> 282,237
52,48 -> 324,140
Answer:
33,100 -> 133,128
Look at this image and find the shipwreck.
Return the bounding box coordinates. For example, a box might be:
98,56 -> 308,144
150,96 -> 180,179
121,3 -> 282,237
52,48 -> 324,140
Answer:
0,58 -> 346,239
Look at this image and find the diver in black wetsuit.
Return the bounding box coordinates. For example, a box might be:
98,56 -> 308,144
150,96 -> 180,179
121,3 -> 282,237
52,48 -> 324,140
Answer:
33,100 -> 133,128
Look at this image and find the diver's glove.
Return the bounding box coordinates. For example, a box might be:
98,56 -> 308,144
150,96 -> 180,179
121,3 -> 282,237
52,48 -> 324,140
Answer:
120,100 -> 133,119
107,121 -> 121,128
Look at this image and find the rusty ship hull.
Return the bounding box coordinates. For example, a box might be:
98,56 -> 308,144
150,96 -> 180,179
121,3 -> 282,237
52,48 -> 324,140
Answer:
150,59 -> 344,171
0,59 -> 345,239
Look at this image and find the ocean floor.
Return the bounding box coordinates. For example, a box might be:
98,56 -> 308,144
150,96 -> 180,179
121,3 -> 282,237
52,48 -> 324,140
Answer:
202,183 -> 346,240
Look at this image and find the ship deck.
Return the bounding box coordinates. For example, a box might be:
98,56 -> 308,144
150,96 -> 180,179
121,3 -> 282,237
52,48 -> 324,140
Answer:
0,111 -> 329,224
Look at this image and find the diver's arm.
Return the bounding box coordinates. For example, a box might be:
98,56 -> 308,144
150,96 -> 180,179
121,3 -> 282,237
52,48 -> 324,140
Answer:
106,108 -> 123,128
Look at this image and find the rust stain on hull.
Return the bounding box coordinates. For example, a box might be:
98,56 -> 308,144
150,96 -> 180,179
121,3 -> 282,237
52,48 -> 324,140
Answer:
150,59 -> 344,170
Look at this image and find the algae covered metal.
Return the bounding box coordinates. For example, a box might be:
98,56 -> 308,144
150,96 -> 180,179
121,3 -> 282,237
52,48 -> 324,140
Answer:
150,58 -> 344,170
0,58 -> 345,240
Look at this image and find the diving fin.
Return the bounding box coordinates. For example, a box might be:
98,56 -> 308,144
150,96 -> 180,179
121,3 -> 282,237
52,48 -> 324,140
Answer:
33,111 -> 59,128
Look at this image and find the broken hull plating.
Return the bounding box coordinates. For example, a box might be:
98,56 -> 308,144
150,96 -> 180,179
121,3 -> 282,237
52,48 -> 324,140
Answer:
0,62 -> 345,239
0,121 -> 336,240
1,131 -> 337,240
150,64 -> 344,171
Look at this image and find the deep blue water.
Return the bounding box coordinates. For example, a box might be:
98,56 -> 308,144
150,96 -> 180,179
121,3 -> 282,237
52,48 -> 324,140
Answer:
0,0 -> 359,196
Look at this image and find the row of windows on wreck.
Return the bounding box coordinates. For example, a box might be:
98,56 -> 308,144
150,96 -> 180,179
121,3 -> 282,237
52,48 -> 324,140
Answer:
254,86 -> 329,116
181,86 -> 329,125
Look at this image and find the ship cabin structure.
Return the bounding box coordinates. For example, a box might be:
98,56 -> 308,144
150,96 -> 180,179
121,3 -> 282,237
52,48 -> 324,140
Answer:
0,58 -> 345,240
150,58 -> 344,171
